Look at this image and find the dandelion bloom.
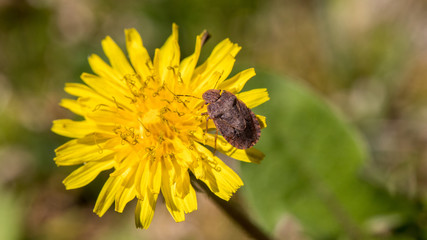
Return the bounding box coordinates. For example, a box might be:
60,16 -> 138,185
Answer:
52,24 -> 269,229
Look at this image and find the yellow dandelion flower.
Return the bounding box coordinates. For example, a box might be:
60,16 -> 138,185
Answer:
52,23 -> 269,229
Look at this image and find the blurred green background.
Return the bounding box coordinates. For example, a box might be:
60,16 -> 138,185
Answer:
1,0 -> 427,239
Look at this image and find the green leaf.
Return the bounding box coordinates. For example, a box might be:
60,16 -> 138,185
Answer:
241,71 -> 411,238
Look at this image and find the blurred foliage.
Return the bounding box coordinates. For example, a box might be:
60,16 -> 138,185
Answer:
242,72 -> 419,239
0,187 -> 23,240
1,0 -> 427,239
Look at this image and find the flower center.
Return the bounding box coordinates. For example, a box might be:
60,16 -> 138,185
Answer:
114,74 -> 205,154
141,108 -> 165,138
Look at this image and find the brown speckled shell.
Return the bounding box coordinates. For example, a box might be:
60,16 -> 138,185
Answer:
205,90 -> 261,149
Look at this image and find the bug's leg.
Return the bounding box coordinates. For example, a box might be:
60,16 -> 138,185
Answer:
201,112 -> 209,135
197,103 -> 205,111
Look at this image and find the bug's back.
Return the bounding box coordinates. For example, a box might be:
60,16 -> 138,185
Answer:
207,90 -> 260,149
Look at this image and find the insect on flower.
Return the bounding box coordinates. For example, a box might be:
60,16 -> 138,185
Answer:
51,23 -> 269,229
202,89 -> 261,149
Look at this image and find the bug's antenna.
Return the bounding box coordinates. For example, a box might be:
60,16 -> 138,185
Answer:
212,70 -> 224,90
164,83 -> 201,100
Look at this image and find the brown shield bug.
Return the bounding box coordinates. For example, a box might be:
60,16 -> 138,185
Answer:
202,89 -> 261,149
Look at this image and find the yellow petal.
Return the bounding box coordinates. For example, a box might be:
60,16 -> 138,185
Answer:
109,149 -> 133,174
256,115 -> 267,129
192,71 -> 223,95
63,84 -> 122,118
85,104 -> 135,126
80,73 -> 132,111
101,36 -> 135,76
54,137 -> 115,166
115,185 -> 135,213
52,118 -> 116,140
192,129 -> 258,162
171,160 -> 189,198
114,167 -> 137,213
191,143 -> 243,200
161,158 -> 185,222
159,156 -> 196,221
236,88 -> 270,109
155,23 -> 180,85
134,153 -> 149,198
52,119 -> 95,138
64,83 -> 102,100
194,39 -> 240,76
192,38 -> 241,90
152,48 -> 161,84
59,99 -> 84,116
125,28 -> 153,78
80,72 -> 125,96
93,176 -> 123,217
172,139 -> 195,168
88,54 -> 123,85
179,33 -> 202,86
199,132 -> 264,163
63,160 -> 115,189
135,192 -> 158,229
149,160 -> 162,194
181,184 -> 197,214
218,68 -> 256,94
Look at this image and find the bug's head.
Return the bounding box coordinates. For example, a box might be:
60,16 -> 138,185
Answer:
202,89 -> 221,104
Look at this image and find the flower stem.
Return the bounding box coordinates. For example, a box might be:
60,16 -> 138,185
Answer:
194,178 -> 273,240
